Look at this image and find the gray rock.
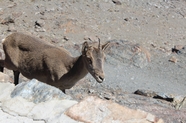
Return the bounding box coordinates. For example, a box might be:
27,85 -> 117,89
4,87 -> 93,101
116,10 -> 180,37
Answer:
2,93 -> 78,123
0,81 -> 79,123
134,89 -> 186,110
106,40 -> 150,68
11,79 -> 72,103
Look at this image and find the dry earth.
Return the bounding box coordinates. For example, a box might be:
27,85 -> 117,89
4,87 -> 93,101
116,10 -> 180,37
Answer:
0,0 -> 186,122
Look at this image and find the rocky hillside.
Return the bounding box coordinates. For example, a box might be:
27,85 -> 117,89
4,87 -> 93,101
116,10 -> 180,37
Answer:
0,0 -> 186,122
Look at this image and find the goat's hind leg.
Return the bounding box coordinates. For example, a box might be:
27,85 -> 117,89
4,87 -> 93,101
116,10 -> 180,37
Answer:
0,60 -> 20,85
13,70 -> 20,85
62,89 -> 66,94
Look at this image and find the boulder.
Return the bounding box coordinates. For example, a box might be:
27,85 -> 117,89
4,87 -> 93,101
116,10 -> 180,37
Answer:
2,97 -> 35,116
106,40 -> 151,68
0,79 -> 79,123
0,82 -> 15,102
66,96 -> 164,123
11,79 -> 72,103
0,109 -> 45,123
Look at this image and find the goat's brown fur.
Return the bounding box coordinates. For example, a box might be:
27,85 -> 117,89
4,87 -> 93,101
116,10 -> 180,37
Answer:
0,32 -> 110,92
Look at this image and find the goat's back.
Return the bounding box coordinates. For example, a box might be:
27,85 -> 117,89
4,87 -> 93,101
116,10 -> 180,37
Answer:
2,32 -> 74,82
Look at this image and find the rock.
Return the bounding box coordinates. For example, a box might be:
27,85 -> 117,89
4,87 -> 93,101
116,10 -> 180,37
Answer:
35,20 -> 45,28
35,20 -> 46,32
84,35 -> 99,42
66,96 -> 164,123
7,3 -> 17,8
12,12 -> 22,18
134,89 -> 174,102
174,45 -> 184,51
1,94 -> 78,123
169,56 -> 178,63
178,46 -> 186,54
48,113 -> 81,123
64,36 -> 69,41
106,40 -> 150,68
124,18 -> 129,21
27,99 -> 77,121
11,79 -> 72,103
0,109 -> 45,123
134,89 -> 186,110
0,80 -> 78,123
0,72 -> 12,83
172,45 -> 184,54
134,89 -> 157,97
7,24 -> 17,32
2,97 -> 35,116
1,16 -> 14,25
0,82 -> 15,102
112,0 -> 122,5
172,45 -> 186,55
35,27 -> 46,32
173,96 -> 186,110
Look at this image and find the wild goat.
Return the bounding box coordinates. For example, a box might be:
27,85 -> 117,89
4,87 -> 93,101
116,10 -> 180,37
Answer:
0,32 -> 110,93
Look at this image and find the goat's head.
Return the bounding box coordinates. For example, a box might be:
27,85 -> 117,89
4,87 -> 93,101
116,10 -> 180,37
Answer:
82,39 -> 110,83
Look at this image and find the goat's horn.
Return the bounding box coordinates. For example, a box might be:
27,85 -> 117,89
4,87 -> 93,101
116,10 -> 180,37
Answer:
98,38 -> 101,49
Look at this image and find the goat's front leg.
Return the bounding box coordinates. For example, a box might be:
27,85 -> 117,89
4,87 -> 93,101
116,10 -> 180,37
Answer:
13,71 -> 20,85
0,60 -> 4,72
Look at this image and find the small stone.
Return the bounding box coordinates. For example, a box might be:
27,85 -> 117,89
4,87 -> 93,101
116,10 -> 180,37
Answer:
35,27 -> 46,32
174,45 -> 184,51
124,18 -> 129,21
1,16 -> 14,25
51,38 -> 59,43
12,12 -> 22,18
169,56 -> 178,63
88,89 -> 95,94
84,35 -> 99,42
64,36 -> 69,41
172,45 -> 185,54
34,20 -> 46,32
134,89 -> 157,97
173,96 -> 186,109
0,9 -> 4,15
8,3 -> 17,8
35,20 -> 45,28
112,0 -> 122,5
7,24 -> 17,32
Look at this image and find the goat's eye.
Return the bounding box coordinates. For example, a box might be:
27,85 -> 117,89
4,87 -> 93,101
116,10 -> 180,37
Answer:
87,58 -> 92,64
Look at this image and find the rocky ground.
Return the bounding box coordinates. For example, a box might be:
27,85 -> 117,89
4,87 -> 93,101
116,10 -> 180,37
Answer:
0,78 -> 164,123
0,0 -> 186,122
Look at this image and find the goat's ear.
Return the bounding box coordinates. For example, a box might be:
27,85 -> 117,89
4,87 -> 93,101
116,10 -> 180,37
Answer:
82,41 -> 89,55
102,42 -> 111,51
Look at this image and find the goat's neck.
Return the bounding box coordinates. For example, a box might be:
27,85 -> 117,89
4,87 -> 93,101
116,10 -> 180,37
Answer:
69,55 -> 88,79
58,55 -> 88,89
